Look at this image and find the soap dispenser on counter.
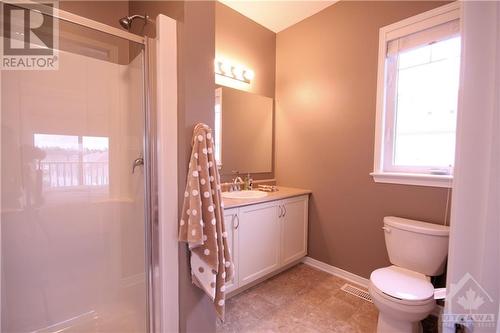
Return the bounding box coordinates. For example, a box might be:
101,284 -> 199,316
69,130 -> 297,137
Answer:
244,173 -> 253,190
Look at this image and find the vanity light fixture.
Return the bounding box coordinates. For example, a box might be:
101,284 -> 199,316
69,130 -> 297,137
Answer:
214,59 -> 254,84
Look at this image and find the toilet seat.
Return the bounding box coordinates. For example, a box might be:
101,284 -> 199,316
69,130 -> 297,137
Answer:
370,281 -> 434,307
370,266 -> 434,304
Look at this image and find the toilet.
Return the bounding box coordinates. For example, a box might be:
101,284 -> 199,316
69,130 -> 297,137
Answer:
369,216 -> 450,333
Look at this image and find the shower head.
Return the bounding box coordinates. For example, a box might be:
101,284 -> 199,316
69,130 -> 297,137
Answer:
119,14 -> 151,30
119,16 -> 133,30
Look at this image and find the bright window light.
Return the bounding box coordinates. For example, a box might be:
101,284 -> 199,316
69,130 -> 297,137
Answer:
393,37 -> 461,169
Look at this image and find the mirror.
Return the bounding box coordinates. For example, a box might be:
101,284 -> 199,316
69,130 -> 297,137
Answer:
215,87 -> 273,175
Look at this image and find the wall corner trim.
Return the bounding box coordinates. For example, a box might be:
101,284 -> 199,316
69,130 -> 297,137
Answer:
302,257 -> 370,288
156,14 -> 179,333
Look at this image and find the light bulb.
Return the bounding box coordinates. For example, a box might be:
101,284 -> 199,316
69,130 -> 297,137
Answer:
243,69 -> 254,81
232,66 -> 245,80
214,59 -> 222,74
220,61 -> 231,75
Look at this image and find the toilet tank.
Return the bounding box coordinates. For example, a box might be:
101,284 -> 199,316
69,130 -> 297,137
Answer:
383,216 -> 450,276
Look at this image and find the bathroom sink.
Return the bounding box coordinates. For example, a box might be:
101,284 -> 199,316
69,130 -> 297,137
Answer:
221,190 -> 268,199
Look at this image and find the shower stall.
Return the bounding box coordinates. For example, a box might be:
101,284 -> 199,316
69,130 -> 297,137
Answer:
1,3 -> 160,332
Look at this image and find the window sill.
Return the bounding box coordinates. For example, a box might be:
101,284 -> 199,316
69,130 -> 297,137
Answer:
370,172 -> 452,188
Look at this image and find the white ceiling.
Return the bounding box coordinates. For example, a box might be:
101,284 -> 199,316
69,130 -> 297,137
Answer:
218,0 -> 338,33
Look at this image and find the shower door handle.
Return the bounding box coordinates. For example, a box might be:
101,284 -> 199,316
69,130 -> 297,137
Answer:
132,157 -> 144,174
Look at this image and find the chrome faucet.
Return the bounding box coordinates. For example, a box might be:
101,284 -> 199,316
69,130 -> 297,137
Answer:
230,171 -> 244,191
231,176 -> 243,191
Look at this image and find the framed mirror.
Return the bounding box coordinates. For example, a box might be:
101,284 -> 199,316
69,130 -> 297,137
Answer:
215,87 -> 273,175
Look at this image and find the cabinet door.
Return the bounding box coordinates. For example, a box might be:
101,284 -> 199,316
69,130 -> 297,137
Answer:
281,195 -> 309,266
238,201 -> 280,287
223,208 -> 238,293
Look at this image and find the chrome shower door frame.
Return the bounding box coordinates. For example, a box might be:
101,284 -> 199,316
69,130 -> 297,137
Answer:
143,35 -> 159,333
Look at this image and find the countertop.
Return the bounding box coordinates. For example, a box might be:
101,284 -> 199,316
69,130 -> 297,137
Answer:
222,186 -> 312,209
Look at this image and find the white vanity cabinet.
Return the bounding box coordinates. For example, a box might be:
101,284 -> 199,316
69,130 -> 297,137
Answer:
238,201 -> 281,286
279,196 -> 309,266
223,208 -> 239,293
223,194 -> 309,294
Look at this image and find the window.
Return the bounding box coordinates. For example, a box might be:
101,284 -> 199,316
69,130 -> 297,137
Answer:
372,3 -> 460,188
34,134 -> 109,189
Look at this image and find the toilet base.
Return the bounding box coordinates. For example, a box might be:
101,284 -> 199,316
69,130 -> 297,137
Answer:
377,312 -> 423,333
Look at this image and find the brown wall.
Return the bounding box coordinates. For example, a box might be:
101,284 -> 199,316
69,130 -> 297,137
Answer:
60,1 -> 129,30
176,4 -> 216,331
129,1 -> 218,332
275,1 -> 451,279
215,2 -> 277,181
215,2 -> 276,98
58,1 -> 130,64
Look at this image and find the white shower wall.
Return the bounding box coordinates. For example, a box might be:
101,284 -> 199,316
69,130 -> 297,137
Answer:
1,47 -> 147,332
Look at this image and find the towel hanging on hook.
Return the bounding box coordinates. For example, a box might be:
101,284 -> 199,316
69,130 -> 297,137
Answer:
179,123 -> 234,320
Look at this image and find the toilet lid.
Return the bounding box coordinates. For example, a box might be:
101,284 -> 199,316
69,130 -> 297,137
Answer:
370,266 -> 434,301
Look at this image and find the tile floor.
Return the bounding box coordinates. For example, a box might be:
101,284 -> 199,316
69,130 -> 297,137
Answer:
217,264 -> 379,333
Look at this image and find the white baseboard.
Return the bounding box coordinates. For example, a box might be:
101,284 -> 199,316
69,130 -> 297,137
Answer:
302,256 -> 369,288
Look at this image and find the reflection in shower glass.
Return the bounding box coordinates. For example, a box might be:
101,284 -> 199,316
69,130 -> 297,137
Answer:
34,134 -> 110,188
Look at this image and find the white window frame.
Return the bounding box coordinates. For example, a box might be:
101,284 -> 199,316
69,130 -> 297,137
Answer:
214,87 -> 223,169
371,2 -> 460,188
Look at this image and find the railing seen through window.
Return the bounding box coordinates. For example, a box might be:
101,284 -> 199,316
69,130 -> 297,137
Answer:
34,134 -> 109,188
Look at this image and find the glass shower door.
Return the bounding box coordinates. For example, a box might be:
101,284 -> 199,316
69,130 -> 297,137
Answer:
1,7 -> 148,332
